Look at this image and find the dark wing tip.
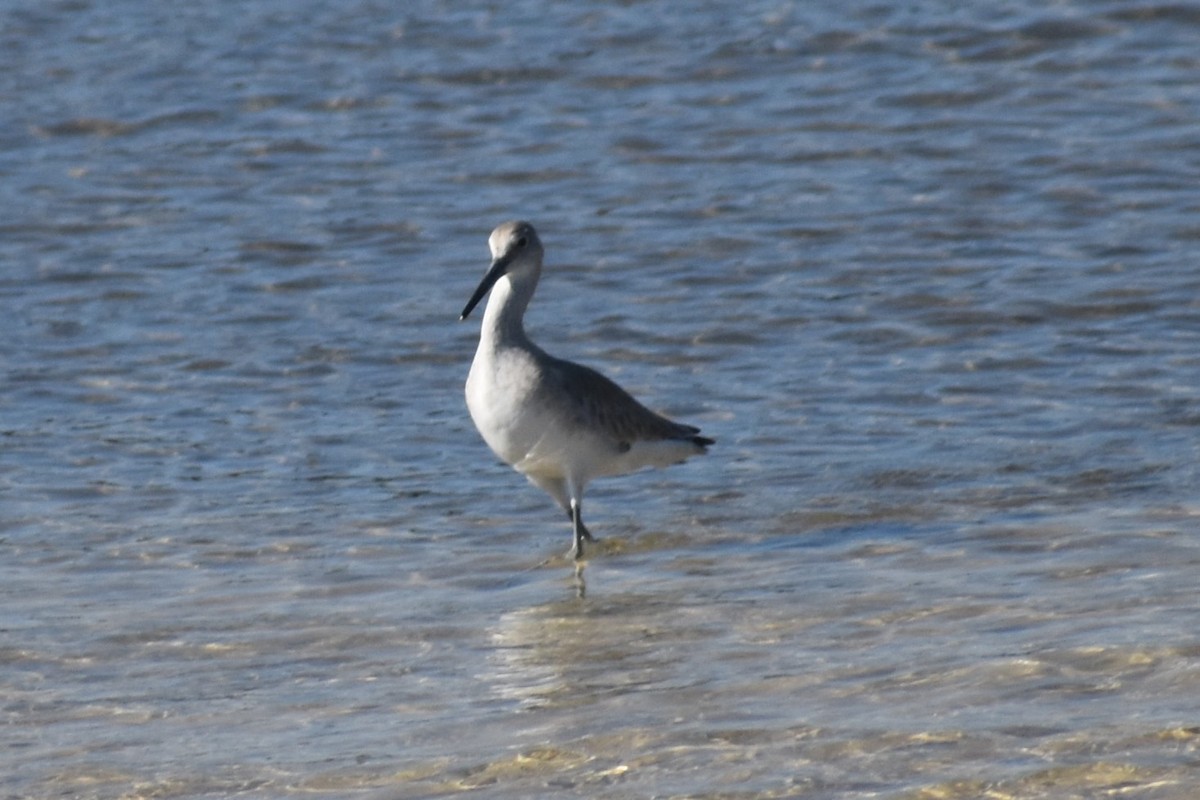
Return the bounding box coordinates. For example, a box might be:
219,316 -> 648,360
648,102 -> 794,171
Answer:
672,422 -> 713,449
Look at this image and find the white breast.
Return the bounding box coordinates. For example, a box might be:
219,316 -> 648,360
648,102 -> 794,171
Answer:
465,346 -> 547,468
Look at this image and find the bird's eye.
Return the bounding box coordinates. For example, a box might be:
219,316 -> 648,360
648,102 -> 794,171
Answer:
516,237 -> 528,248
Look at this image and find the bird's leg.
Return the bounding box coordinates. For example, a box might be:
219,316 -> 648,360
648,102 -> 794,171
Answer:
569,499 -> 592,560
564,508 -> 595,541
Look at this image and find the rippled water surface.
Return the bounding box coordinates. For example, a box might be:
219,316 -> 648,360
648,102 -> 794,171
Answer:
4,1 -> 1200,797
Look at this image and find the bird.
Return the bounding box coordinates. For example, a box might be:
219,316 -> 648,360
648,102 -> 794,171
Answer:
459,220 -> 713,561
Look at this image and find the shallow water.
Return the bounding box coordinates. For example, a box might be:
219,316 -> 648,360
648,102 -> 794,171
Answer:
3,1 -> 1200,797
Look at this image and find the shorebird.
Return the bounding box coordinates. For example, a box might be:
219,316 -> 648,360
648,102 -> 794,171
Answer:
459,221 -> 713,560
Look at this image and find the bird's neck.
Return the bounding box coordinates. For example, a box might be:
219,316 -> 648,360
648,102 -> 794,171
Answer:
478,273 -> 535,350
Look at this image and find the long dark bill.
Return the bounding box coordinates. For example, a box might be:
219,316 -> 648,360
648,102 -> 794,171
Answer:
459,255 -> 512,320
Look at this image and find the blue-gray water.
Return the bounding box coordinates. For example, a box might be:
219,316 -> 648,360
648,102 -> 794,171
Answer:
3,1 -> 1200,797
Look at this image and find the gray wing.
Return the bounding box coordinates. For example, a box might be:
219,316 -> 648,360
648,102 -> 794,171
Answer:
542,355 -> 711,448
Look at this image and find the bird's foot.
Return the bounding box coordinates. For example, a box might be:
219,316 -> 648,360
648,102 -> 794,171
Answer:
569,531 -> 598,561
567,505 -> 594,560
